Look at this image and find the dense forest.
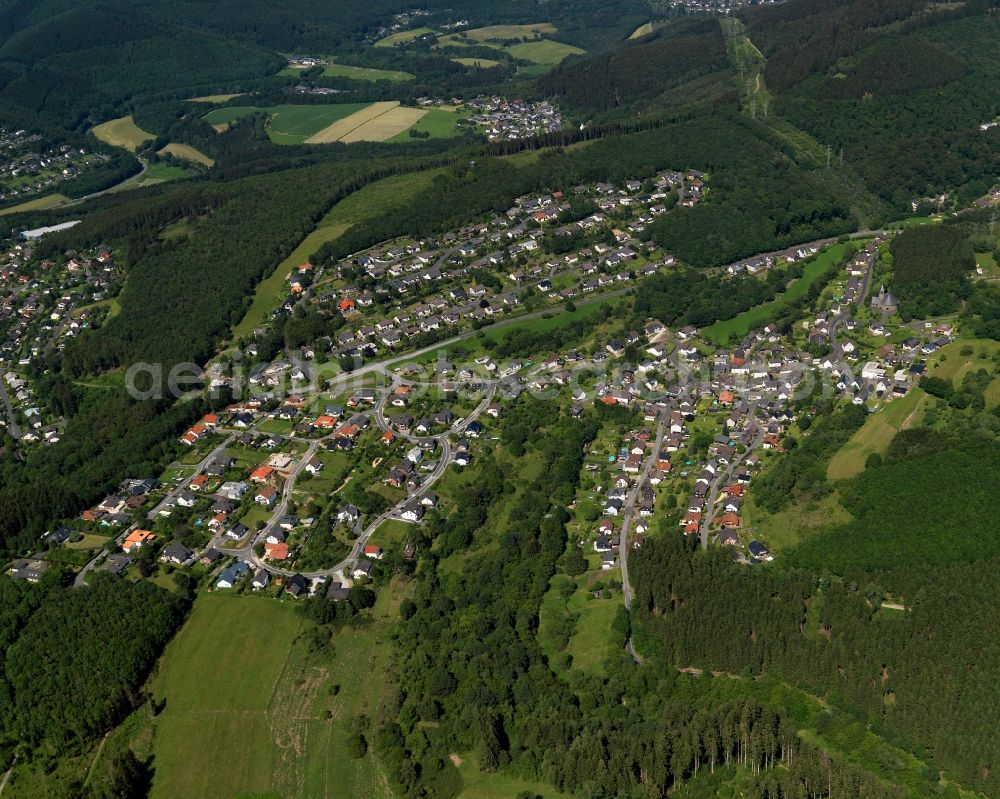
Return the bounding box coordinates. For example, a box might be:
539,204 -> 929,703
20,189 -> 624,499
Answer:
0,575 -> 187,757
888,224 -> 975,318
538,18 -> 731,119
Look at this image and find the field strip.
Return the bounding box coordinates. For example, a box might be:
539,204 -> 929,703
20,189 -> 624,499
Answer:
339,107 -> 427,142
304,101 -> 399,144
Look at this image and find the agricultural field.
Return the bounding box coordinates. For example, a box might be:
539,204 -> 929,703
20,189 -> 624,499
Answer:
374,26 -> 437,47
628,22 -> 655,39
158,143 -> 214,167
387,108 -> 469,141
702,242 -> 852,344
147,593 -> 397,799
201,103 -> 371,143
434,22 -> 580,66
91,115 -> 154,151
233,167 -> 447,337
437,23 -> 556,48
281,60 -> 413,82
506,39 -> 584,65
187,93 -> 245,103
323,104 -> 426,144
0,193 -> 68,216
451,57 -> 502,69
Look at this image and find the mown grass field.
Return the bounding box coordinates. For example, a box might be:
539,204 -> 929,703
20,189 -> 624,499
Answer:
506,39 -> 584,65
234,168 -> 446,337
148,595 -> 307,799
91,115 -> 154,151
149,592 -> 398,799
119,161 -> 195,190
158,142 -> 214,167
188,93 -> 245,103
0,192 -> 68,215
368,518 -> 413,551
375,26 -> 437,47
451,57 -> 502,68
703,242 -> 852,344
628,22 -> 654,39
281,61 -> 413,81
826,388 -> 929,480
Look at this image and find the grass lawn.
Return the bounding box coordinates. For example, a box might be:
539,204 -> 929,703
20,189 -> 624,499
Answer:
368,518 -> 413,551
233,168 -> 446,337
0,192 -> 68,216
455,755 -> 569,799
239,504 -> 273,531
375,27 -> 437,47
387,108 -> 469,141
65,533 -> 111,551
158,142 -> 214,167
506,39 -> 584,65
256,418 -> 294,435
91,115 -> 154,151
702,242 -> 852,345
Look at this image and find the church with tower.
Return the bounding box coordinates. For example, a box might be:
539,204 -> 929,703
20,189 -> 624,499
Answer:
871,285 -> 898,315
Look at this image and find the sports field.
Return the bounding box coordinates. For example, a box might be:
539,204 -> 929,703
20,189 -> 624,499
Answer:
507,39 -> 584,65
91,115 -> 154,151
158,142 -> 214,167
148,593 -> 396,799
